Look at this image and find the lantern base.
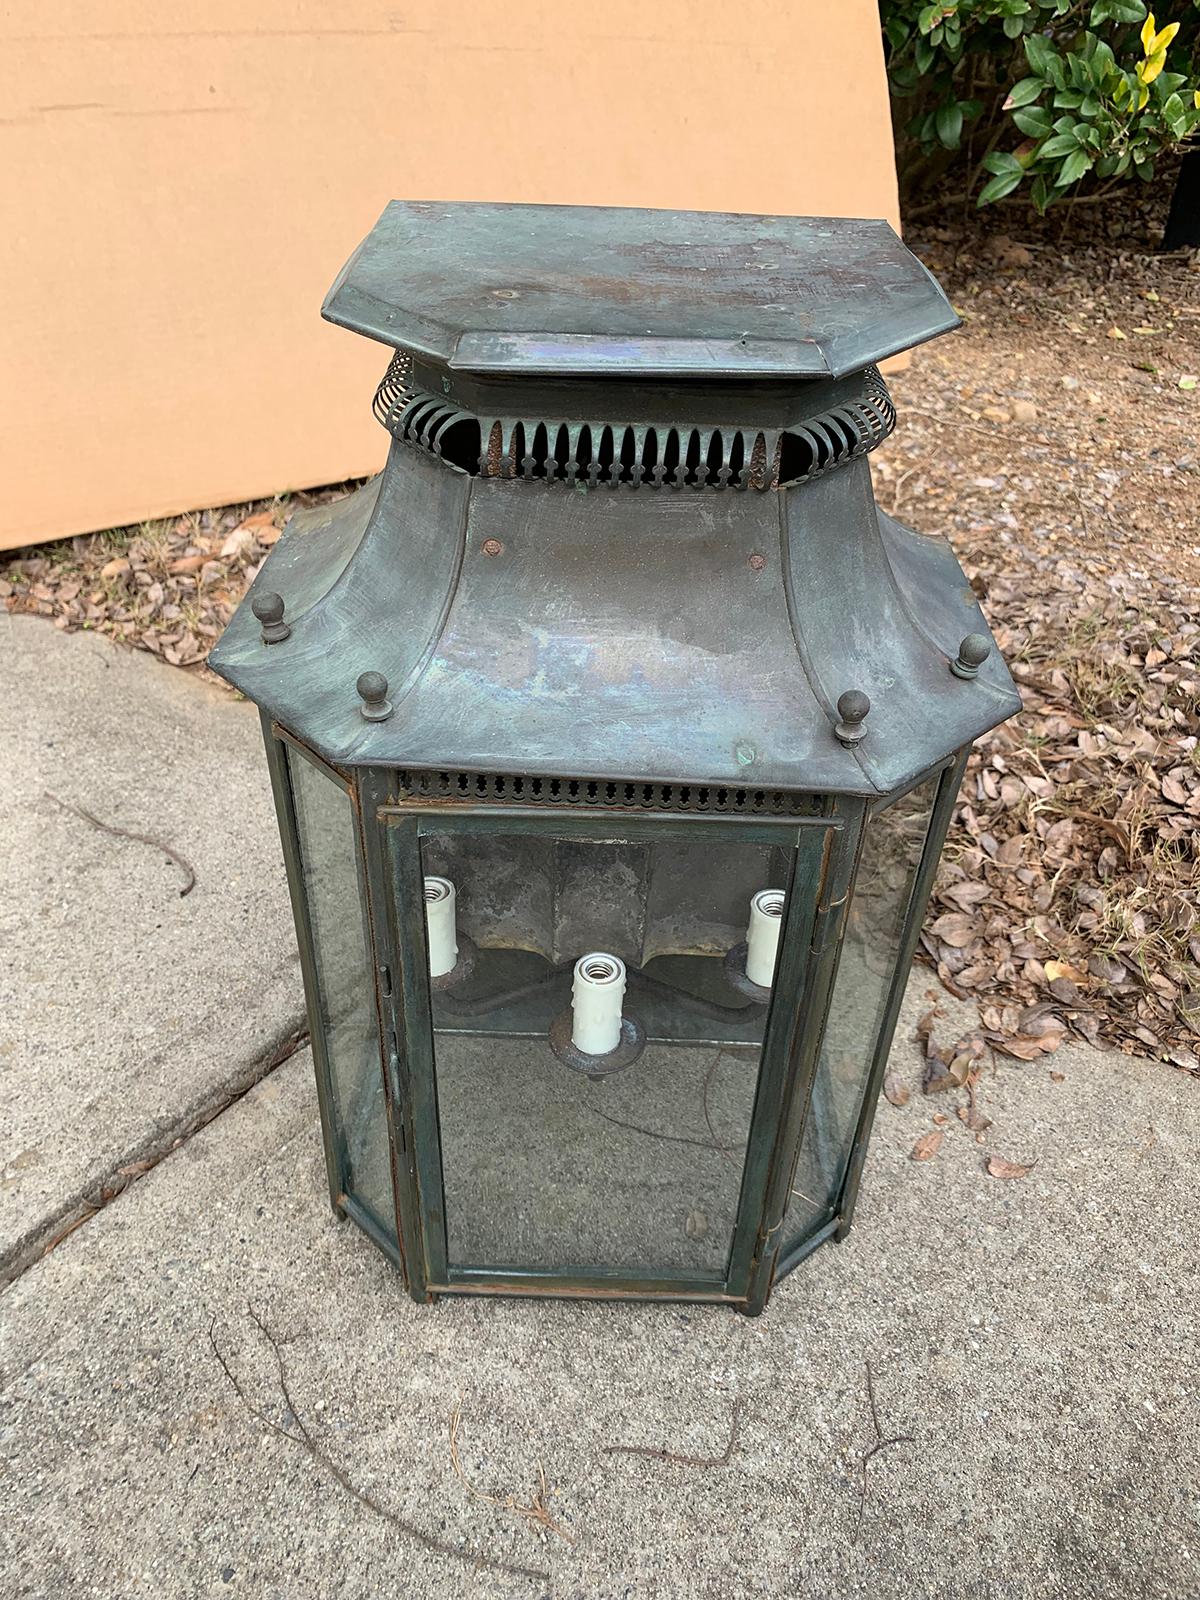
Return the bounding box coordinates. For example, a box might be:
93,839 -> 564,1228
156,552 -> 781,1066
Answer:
723,942 -> 772,1004
547,1009 -> 647,1080
429,932 -> 479,992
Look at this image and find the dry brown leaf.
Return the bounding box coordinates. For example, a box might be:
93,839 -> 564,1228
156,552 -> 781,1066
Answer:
883,1074 -> 910,1108
929,912 -> 980,948
941,881 -> 991,910
1044,959 -> 1086,985
957,1104 -> 993,1133
221,526 -> 258,559
911,1129 -> 944,1163
987,1033 -> 1057,1060
985,1155 -> 1036,1180
915,1008 -> 940,1049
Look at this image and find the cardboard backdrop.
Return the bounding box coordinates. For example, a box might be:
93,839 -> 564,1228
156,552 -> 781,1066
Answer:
1,1 -> 900,550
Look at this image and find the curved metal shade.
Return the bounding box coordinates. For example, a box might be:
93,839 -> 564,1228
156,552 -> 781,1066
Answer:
209,444 -> 1019,797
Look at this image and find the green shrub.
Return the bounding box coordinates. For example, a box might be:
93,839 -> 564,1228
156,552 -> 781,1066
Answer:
883,1 -> 1200,208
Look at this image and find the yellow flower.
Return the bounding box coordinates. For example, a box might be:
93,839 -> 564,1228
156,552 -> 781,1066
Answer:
1140,13 -> 1180,54
1137,49 -> 1167,83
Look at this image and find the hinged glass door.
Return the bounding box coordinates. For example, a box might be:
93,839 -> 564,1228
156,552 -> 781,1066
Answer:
383,807 -> 839,1303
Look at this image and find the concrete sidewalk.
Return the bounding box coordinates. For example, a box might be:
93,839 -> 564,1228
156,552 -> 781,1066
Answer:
1,615 -> 303,1279
2,617 -> 1198,1599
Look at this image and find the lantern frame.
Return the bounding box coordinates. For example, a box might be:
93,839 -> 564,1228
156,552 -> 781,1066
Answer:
213,201 -> 1019,1315
261,717 -> 967,1315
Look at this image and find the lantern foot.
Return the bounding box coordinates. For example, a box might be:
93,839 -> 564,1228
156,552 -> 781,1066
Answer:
548,1009 -> 647,1079
723,942 -> 773,1004
428,931 -> 479,992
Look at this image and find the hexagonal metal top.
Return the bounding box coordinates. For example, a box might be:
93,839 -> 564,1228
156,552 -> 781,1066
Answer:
322,201 -> 959,380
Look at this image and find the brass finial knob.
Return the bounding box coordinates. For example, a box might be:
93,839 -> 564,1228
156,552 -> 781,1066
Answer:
251,590 -> 290,644
356,671 -> 393,722
951,633 -> 991,680
834,689 -> 870,747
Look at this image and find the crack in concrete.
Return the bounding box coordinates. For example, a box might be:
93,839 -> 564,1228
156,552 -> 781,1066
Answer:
0,1019 -> 309,1291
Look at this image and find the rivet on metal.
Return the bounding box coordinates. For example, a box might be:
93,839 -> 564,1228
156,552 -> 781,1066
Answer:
250,590 -> 290,644
482,539 -> 504,557
951,633 -> 991,680
356,671 -> 393,722
834,689 -> 870,747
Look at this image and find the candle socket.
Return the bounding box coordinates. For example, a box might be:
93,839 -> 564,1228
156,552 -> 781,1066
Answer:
549,953 -> 646,1079
570,952 -> 626,1055
745,889 -> 786,988
424,876 -> 458,978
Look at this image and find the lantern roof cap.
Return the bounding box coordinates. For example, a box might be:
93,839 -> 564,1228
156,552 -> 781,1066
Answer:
322,201 -> 959,381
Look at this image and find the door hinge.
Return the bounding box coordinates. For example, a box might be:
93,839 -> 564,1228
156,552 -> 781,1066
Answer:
810,890 -> 848,955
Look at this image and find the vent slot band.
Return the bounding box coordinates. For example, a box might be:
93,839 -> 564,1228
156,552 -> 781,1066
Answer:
372,355 -> 895,492
392,768 -> 823,816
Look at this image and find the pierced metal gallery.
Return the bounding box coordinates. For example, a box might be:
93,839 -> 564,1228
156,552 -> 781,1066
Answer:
210,202 -> 1019,1314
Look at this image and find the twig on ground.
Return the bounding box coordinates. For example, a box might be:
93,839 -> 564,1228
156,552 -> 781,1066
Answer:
586,1050 -> 746,1161
449,1397 -> 575,1546
854,1363 -> 914,1541
583,1102 -> 726,1155
208,1307 -> 549,1584
1072,486 -> 1093,541
902,406 -> 1013,440
45,791 -> 196,897
604,1398 -> 743,1468
884,464 -> 920,517
701,1052 -> 739,1167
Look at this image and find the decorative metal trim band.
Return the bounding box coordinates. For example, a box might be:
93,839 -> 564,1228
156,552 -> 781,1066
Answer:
393,768 -> 824,816
372,354 -> 894,491
371,349 -> 413,426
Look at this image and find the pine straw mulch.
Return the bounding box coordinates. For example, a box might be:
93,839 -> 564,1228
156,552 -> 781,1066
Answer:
3,203 -> 1198,1073
892,196 -> 1199,1074
0,487 -> 355,670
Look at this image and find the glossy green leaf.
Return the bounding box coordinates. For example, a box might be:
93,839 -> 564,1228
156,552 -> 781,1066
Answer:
1007,76 -> 1046,107
1024,33 -> 1054,75
936,102 -> 964,147
1056,148 -> 1094,185
1037,131 -> 1081,157
978,169 -> 1025,205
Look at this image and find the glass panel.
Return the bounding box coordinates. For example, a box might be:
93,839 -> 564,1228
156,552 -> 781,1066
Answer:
418,828 -> 799,1277
287,747 -> 394,1240
782,776 -> 938,1252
